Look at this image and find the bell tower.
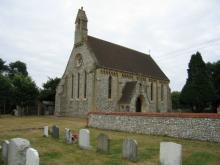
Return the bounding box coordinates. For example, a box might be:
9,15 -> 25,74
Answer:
74,7 -> 88,45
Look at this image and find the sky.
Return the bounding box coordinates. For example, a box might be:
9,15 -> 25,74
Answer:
0,0 -> 220,91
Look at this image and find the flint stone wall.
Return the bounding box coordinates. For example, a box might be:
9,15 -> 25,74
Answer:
88,112 -> 220,143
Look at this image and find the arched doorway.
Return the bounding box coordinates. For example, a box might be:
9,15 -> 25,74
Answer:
136,95 -> 143,112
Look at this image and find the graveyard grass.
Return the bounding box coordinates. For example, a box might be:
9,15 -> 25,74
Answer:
0,116 -> 220,165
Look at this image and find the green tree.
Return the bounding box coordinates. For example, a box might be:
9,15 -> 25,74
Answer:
0,58 -> 8,74
9,61 -> 28,78
12,75 -> 39,115
39,77 -> 60,102
171,91 -> 181,110
180,52 -> 215,112
0,74 -> 12,114
0,58 -> 40,115
207,61 -> 220,111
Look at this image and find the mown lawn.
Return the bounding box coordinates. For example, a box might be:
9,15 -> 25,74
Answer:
0,116 -> 220,165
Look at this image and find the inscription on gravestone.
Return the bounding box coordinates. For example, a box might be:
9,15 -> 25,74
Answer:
122,139 -> 138,162
97,133 -> 110,153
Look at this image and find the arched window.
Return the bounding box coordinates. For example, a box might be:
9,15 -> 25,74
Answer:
108,76 -> 112,99
77,73 -> 80,99
161,84 -> 164,101
84,71 -> 87,98
71,74 -> 74,98
63,76 -> 68,96
151,82 -> 153,101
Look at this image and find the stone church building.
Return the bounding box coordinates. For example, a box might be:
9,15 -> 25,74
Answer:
55,7 -> 171,117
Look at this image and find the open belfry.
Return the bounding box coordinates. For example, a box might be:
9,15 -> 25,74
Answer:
55,7 -> 172,116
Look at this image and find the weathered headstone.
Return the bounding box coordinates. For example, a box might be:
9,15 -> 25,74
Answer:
79,129 -> 91,149
160,142 -> 182,165
64,128 -> 73,144
97,133 -> 110,153
122,139 -> 138,162
43,126 -> 49,137
2,140 -> 9,163
8,138 -> 30,165
26,148 -> 40,165
14,109 -> 18,116
52,125 -> 59,138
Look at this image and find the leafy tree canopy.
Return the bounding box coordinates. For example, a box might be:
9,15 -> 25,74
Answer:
0,58 -> 39,114
0,74 -> 12,103
206,60 -> 220,110
9,61 -> 28,78
171,91 -> 181,110
180,52 -> 215,112
39,77 -> 60,102
12,75 -> 39,107
0,58 -> 8,74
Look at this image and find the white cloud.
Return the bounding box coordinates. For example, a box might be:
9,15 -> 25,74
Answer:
0,0 -> 219,90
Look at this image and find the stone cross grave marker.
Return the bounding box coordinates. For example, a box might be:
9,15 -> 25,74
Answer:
2,140 -> 9,163
8,138 -> 30,165
122,139 -> 138,162
79,129 -> 91,149
160,142 -> 182,165
52,125 -> 59,138
43,126 -> 49,137
64,128 -> 73,144
26,148 -> 40,165
97,133 -> 110,153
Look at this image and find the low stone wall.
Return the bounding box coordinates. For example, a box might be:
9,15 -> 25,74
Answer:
88,112 -> 220,143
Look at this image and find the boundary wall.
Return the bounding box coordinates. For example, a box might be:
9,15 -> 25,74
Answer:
88,112 -> 220,142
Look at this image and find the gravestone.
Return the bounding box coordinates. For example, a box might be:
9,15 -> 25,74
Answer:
79,129 -> 91,149
97,133 -> 110,153
2,140 -> 9,163
26,148 -> 39,165
8,138 -> 30,165
122,139 -> 138,162
52,125 -> 59,138
43,126 -> 49,137
64,128 -> 73,144
160,142 -> 182,165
